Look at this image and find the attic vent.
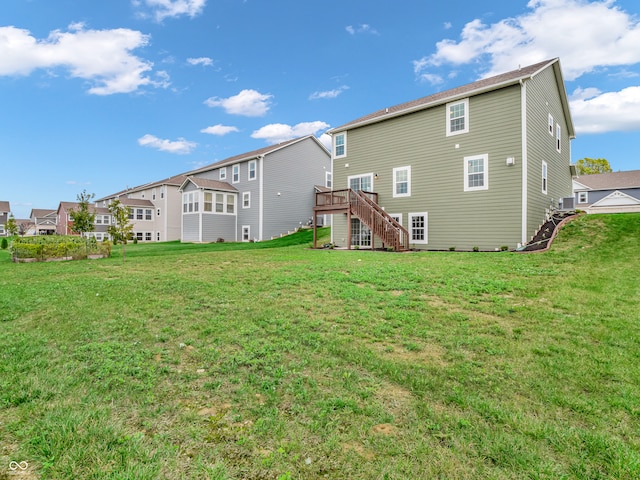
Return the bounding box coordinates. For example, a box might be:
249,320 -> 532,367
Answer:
385,108 -> 389,113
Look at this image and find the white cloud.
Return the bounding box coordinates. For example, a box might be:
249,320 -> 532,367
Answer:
570,85 -> 640,133
138,134 -> 196,154
134,0 -> 207,22
0,25 -> 157,95
251,121 -> 330,145
318,133 -> 332,151
187,57 -> 213,67
200,124 -> 239,136
204,89 -> 273,116
346,24 -> 379,36
309,85 -> 349,100
414,0 -> 640,81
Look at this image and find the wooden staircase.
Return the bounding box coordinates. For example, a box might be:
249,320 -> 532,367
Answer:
313,188 -> 410,251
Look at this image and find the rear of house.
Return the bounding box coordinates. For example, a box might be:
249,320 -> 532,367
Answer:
324,58 -> 574,251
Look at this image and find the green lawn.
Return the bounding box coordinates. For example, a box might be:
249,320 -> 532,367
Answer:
1,218 -> 639,479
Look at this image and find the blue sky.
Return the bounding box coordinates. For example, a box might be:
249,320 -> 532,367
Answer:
2,0 -> 640,219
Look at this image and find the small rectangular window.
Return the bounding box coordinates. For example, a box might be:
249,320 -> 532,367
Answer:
137,208 -> 143,220
334,133 -> 346,158
393,166 -> 411,197
409,213 -> 428,244
464,154 -> 489,191
145,209 -> 152,220
578,192 -> 588,203
226,194 -> 235,214
542,161 -> 548,194
232,164 -> 240,183
204,192 -> 213,212
215,193 -> 224,213
145,232 -> 152,241
248,160 -> 256,180
243,192 -> 250,208
220,167 -> 227,180
326,171 -> 332,188
152,188 -> 156,200
446,99 -> 469,136
128,208 -> 134,220
556,124 -> 561,152
242,225 -> 250,242
548,114 -> 554,135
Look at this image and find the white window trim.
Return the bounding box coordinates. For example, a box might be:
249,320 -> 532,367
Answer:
463,154 -> 489,192
409,212 -> 428,245
446,98 -> 469,137
334,132 -> 346,158
248,160 -> 256,181
210,192 -> 237,215
348,173 -> 374,192
389,214 -> 402,226
325,171 -> 332,189
393,166 -> 411,198
548,114 -> 554,135
219,167 -> 227,181
242,225 -> 251,242
578,191 -> 588,204
242,191 -> 251,209
232,164 -> 240,184
556,124 -> 561,152
542,161 -> 548,195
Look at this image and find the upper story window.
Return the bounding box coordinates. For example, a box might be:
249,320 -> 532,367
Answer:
464,154 -> 488,192
136,208 -> 144,220
542,161 -> 548,194
393,166 -> 411,198
334,133 -> 346,158
128,208 -> 134,220
95,215 -> 110,225
152,188 -> 156,200
220,167 -> 227,181
248,160 -> 256,180
349,173 -> 373,192
326,171 -> 332,189
232,164 -> 240,183
145,209 -> 152,220
243,192 -> 251,208
578,191 -> 588,203
446,98 -> 469,136
160,186 -> 165,199
548,114 -> 554,135
556,124 -> 561,152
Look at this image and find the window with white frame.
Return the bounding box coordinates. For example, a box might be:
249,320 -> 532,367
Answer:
145,209 -> 152,220
348,173 -> 373,192
326,171 -> 332,189
220,167 -> 227,180
0,225 -> 5,235
232,164 -> 240,183
542,161 -> 548,194
152,188 -> 156,200
226,194 -> 235,214
145,232 -> 152,241
156,232 -> 160,241
128,208 -> 134,220
203,192 -> 213,212
183,192 -> 198,213
464,154 -> 489,191
393,166 -> 411,197
548,114 -> 554,135
446,98 -> 469,136
160,186 -> 165,199
248,160 -> 256,180
157,208 -> 161,216
334,133 -> 346,158
242,225 -> 250,242
213,193 -> 236,214
243,192 -> 250,208
578,191 -> 588,203
409,212 -> 428,244
136,208 -> 143,220
556,124 -> 561,152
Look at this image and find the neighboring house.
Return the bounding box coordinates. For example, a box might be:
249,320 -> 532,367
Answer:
56,201 -> 112,240
317,58 -> 574,251
180,135 -> 331,242
30,209 -> 57,235
0,201 -> 10,236
96,174 -> 188,242
572,170 -> 640,214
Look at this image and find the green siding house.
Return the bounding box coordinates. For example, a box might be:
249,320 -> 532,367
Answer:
319,58 -> 575,251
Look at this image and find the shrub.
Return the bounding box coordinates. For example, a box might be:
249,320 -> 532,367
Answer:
1,238 -> 7,250
500,245 -> 509,251
10,236 -> 111,262
449,246 -> 456,251
472,246 -> 479,252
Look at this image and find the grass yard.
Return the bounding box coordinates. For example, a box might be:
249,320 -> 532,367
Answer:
1,217 -> 639,479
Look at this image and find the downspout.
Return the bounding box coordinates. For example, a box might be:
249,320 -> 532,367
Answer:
520,78 -> 528,247
258,155 -> 264,241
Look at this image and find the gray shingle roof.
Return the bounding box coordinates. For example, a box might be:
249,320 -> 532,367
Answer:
180,177 -> 237,192
573,170 -> 640,190
0,201 -> 11,213
329,58 -> 573,136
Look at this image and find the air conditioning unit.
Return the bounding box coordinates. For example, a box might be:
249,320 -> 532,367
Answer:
559,197 -> 574,210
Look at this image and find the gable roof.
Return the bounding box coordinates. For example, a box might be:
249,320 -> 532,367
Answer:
179,177 -> 237,192
117,198 -> 155,208
57,201 -> 110,215
96,174 -> 189,202
189,135 -> 329,175
0,201 -> 10,213
30,209 -> 56,218
329,58 -> 574,138
572,170 -> 640,191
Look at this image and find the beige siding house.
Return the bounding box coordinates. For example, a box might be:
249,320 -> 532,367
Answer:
320,58 -> 574,251
0,201 -> 10,236
96,174 -> 187,242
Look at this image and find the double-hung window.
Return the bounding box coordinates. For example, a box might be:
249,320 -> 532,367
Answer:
232,164 -> 240,183
409,212 -> 428,244
556,124 -> 561,152
548,114 -> 554,135
464,154 -> 488,191
243,192 -> 251,208
204,192 -> 213,212
248,160 -> 256,180
145,209 -> 152,220
326,172 -> 332,189
349,174 -> 373,192
393,166 -> 411,197
334,133 -> 346,158
219,168 -> 227,181
542,161 -> 548,194
446,98 -> 469,136
578,192 -> 588,203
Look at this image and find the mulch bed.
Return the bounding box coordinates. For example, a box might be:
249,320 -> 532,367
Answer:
518,211 -> 577,252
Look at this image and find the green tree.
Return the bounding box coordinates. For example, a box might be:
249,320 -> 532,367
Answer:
575,158 -> 613,175
107,199 -> 134,261
5,215 -> 18,236
70,190 -> 96,236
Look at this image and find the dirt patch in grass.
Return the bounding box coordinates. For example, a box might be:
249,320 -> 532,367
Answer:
342,441 -> 375,460
375,341 -> 448,366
